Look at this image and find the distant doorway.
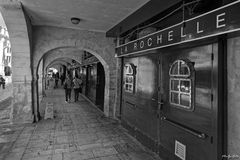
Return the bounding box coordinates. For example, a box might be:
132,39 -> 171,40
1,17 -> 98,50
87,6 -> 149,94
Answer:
96,62 -> 105,111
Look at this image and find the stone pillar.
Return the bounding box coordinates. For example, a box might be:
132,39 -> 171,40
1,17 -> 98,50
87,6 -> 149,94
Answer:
38,59 -> 43,101
32,74 -> 40,122
0,2 -> 33,124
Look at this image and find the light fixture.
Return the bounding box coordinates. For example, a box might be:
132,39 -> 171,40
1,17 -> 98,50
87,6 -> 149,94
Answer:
71,17 -> 81,25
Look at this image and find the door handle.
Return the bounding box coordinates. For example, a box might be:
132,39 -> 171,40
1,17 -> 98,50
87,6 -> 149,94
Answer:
162,116 -> 207,139
158,101 -> 164,105
158,100 -> 164,110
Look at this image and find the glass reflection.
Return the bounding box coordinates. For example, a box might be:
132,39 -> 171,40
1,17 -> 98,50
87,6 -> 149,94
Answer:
180,80 -> 190,93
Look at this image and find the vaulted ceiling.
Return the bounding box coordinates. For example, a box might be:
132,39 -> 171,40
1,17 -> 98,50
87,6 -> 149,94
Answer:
19,0 -> 150,32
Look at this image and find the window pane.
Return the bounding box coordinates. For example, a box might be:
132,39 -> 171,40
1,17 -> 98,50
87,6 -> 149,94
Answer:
125,77 -> 129,83
180,80 -> 190,93
170,62 -> 178,75
180,94 -> 190,108
126,76 -> 133,84
171,92 -> 179,104
129,85 -> 133,91
125,84 -> 129,90
179,61 -> 190,75
171,79 -> 179,91
128,76 -> 133,83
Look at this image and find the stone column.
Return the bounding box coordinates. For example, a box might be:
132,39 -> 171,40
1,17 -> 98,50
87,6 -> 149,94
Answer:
32,74 -> 40,122
0,1 -> 33,124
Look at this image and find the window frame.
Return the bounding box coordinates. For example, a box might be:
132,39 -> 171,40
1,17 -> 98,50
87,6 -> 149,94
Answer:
124,63 -> 136,93
169,59 -> 195,111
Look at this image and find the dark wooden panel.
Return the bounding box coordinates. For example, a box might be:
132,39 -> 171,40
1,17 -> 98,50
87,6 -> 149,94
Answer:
160,121 -> 213,160
159,44 -> 218,160
161,44 -> 213,133
96,62 -> 105,111
81,67 -> 87,95
87,65 -> 97,103
122,54 -> 159,142
122,99 -> 136,127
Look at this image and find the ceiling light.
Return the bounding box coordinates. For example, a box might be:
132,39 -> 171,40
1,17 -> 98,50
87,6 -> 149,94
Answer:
71,17 -> 81,25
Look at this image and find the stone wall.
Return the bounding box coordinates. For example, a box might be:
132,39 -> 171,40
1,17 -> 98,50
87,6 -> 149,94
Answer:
32,26 -> 117,117
227,37 -> 240,154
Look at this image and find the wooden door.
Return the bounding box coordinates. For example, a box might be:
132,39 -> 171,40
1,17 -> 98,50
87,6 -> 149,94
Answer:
158,44 -> 219,160
96,62 -> 105,111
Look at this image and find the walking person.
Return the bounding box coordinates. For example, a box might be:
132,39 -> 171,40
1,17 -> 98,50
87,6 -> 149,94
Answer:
63,75 -> 72,103
73,75 -> 82,102
54,72 -> 59,88
60,74 -> 64,86
0,75 -> 5,89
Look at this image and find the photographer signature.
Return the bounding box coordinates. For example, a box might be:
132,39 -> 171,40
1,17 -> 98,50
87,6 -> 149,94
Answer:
222,155 -> 240,159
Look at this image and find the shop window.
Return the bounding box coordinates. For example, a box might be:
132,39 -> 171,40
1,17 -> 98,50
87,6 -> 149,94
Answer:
124,63 -> 136,93
169,59 -> 194,110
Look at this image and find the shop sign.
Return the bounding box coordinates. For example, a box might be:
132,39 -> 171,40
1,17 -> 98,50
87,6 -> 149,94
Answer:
116,0 -> 240,57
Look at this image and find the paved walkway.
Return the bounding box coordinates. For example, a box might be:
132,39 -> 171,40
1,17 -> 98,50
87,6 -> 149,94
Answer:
0,89 -> 162,160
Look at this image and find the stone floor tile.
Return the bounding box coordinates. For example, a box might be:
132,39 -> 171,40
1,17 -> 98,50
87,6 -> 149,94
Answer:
55,135 -> 69,144
64,150 -> 94,160
78,142 -> 102,151
0,142 -> 14,154
52,153 -> 63,160
27,141 -> 49,149
22,149 -> 52,159
99,155 -> 121,160
117,153 -> 132,160
92,147 -> 118,158
4,152 -> 23,160
10,146 -> 26,153
127,152 -> 157,160
22,154 -> 52,160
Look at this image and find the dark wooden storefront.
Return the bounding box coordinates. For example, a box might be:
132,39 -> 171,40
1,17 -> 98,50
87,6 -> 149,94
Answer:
113,1 -> 240,160
81,61 -> 105,111
121,41 -> 221,160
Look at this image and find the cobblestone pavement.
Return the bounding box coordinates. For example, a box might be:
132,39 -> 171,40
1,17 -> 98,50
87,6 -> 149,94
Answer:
0,89 -> 162,160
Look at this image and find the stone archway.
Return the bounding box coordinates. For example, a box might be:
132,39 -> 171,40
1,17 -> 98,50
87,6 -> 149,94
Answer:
37,48 -> 83,104
44,58 -> 79,92
0,1 -> 33,124
36,52 -> 83,121
33,26 -> 116,119
41,47 -> 83,73
36,48 -> 112,119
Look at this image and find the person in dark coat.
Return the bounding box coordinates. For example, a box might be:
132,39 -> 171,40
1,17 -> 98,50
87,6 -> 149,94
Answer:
0,75 -> 5,89
63,75 -> 72,103
72,75 -> 83,102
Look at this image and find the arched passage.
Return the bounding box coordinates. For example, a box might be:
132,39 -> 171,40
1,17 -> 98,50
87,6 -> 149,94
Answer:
36,54 -> 82,120
39,49 -> 83,97
36,46 -> 112,119
32,26 -> 116,120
